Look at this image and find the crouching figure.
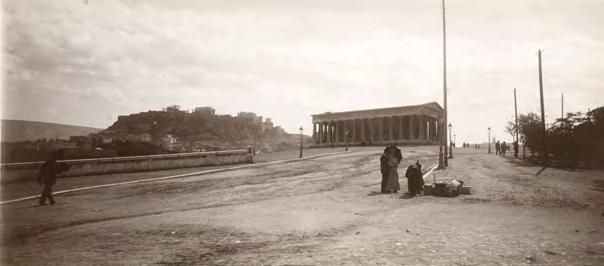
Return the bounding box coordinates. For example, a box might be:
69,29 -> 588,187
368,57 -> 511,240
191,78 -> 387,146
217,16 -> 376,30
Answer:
405,161 -> 424,196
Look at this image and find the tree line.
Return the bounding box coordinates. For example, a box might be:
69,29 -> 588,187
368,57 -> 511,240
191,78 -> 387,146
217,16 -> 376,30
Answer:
507,106 -> 604,168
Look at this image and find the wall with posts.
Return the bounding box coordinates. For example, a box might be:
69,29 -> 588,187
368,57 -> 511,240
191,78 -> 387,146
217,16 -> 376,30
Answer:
1,150 -> 253,184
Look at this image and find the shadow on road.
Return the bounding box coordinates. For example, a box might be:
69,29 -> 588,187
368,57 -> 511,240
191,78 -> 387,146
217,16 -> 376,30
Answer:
367,191 -> 383,196
399,193 -> 417,199
535,166 -> 548,176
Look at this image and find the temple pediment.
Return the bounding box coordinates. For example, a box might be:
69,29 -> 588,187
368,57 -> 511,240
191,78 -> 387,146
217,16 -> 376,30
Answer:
311,102 -> 443,123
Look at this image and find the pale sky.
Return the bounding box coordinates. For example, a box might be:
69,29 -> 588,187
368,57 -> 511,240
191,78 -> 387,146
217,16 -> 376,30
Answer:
2,0 -> 603,143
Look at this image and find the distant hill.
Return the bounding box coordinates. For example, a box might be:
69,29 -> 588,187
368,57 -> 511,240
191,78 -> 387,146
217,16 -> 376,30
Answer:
1,119 -> 102,142
105,108 -> 308,152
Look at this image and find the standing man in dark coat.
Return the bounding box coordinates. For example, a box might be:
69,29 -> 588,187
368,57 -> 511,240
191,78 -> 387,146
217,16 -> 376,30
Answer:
513,141 -> 519,158
495,141 -> 501,155
38,150 -> 69,206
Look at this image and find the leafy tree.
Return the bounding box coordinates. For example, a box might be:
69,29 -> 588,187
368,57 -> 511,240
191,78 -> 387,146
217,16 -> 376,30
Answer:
509,106 -> 604,167
515,112 -> 542,157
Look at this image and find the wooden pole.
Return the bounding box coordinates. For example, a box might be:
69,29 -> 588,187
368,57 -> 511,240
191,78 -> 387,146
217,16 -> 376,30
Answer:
514,88 -> 519,159
442,0 -> 448,167
538,50 -> 548,165
561,93 -> 564,120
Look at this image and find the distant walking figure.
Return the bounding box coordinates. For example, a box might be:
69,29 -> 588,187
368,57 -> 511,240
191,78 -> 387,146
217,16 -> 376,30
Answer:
495,141 -> 501,155
37,150 -> 69,206
501,141 -> 507,157
513,141 -> 519,158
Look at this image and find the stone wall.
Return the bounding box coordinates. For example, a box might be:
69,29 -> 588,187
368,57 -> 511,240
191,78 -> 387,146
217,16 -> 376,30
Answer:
1,150 -> 252,184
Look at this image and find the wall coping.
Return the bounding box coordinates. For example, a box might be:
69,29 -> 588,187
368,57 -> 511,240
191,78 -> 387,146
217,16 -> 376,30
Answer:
1,150 -> 248,169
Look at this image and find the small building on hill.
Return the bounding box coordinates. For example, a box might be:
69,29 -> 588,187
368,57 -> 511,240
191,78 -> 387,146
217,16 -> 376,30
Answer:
194,106 -> 216,115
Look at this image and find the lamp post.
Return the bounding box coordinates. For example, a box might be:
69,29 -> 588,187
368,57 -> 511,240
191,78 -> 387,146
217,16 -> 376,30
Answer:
252,132 -> 256,156
344,129 -> 349,151
437,118 -> 445,169
299,126 -> 303,158
488,127 -> 491,154
448,123 -> 453,158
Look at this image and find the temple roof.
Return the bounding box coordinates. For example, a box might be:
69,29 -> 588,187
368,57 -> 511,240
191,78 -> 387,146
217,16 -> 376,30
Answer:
311,102 -> 443,123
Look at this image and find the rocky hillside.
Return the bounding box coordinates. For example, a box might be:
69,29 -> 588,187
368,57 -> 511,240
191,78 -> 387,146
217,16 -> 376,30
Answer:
105,108 -> 309,152
1,119 -> 102,142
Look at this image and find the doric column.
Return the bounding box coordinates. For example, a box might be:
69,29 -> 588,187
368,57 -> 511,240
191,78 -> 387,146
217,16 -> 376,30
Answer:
367,118 -> 373,143
324,123 -> 329,144
318,123 -> 323,144
338,120 -> 344,143
388,117 -> 394,141
333,121 -> 337,144
312,123 -> 317,144
419,116 -> 426,142
428,117 -> 431,141
339,121 -> 344,143
351,119 -> 356,142
337,120 -> 343,143
332,122 -> 336,144
326,122 -> 330,144
430,118 -> 436,142
332,121 -> 340,143
333,121 -> 342,143
377,118 -> 383,142
398,116 -> 404,140
360,119 -> 366,143
327,121 -> 333,144
408,115 -> 415,140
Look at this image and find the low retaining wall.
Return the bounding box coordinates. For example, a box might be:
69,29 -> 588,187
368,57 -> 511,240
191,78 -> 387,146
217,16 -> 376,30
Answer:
1,150 -> 252,183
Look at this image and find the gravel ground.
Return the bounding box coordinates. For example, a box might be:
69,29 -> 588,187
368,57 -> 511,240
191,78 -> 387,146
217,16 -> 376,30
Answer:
1,146 -> 352,201
1,146 -> 603,265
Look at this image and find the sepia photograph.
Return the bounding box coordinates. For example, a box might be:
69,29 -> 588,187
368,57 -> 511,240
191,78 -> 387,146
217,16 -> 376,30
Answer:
1,0 -> 603,265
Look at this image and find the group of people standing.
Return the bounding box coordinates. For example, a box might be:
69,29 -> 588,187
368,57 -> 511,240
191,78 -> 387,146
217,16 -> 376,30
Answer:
379,145 -> 424,196
495,140 -> 520,158
495,141 -> 508,156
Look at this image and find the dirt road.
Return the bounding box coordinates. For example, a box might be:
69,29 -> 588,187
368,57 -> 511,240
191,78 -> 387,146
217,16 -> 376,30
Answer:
2,146 -> 603,265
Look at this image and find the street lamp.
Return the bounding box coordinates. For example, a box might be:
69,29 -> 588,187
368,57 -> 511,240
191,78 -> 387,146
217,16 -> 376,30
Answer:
448,123 -> 453,159
252,132 -> 256,156
437,118 -> 445,169
299,126 -> 303,158
488,127 -> 491,154
344,129 -> 350,151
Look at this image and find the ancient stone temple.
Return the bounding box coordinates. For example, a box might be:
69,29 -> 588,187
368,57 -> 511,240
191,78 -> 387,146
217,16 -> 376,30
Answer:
311,102 -> 443,146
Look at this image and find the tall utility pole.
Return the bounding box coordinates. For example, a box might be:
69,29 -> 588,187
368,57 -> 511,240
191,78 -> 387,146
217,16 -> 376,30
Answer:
442,0 -> 449,167
538,50 -> 548,165
488,127 -> 491,154
514,88 -> 519,159
299,126 -> 304,158
514,88 -> 519,143
561,93 -> 564,120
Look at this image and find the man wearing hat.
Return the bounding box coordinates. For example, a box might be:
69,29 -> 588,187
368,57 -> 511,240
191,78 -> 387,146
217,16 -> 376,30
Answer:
37,150 -> 69,205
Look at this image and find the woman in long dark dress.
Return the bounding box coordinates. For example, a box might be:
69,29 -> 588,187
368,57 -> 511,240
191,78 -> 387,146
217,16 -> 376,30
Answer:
384,146 -> 402,192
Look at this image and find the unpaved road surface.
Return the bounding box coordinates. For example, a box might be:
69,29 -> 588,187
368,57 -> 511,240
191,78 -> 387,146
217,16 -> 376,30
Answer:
2,146 -> 603,265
